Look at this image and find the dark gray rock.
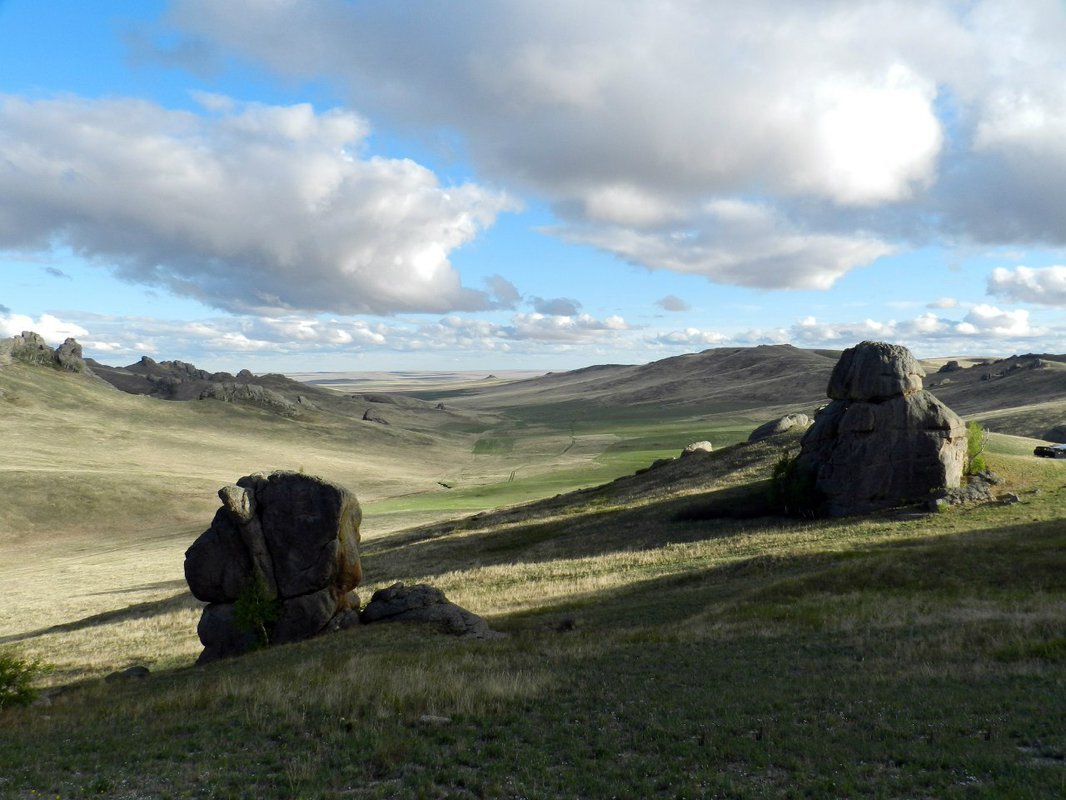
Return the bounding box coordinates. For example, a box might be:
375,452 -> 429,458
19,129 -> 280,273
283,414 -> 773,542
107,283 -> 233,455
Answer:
53,338 -> 85,372
104,665 -> 150,682
196,603 -> 260,664
185,471 -> 363,662
239,472 -> 363,598
795,341 -> 966,516
928,470 -> 1003,509
184,508 -> 255,604
362,408 -> 389,424
361,582 -> 502,639
937,360 -> 962,373
748,413 -> 810,443
272,587 -> 338,644
827,340 -> 924,401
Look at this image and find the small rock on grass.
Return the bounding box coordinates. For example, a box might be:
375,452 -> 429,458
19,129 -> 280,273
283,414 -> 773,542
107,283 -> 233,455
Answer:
105,665 -> 150,682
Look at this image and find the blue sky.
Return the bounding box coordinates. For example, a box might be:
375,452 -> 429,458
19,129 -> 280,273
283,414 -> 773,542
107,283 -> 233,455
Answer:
2,1 -> 1065,372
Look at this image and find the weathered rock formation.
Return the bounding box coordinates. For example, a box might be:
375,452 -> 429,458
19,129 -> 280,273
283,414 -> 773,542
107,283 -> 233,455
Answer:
794,341 -> 966,516
748,413 -> 810,443
184,471 -> 362,663
680,440 -> 715,456
0,331 -> 86,372
361,582 -> 501,639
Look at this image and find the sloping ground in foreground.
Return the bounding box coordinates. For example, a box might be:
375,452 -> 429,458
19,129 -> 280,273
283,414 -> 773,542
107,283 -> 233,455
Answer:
1,436 -> 1064,798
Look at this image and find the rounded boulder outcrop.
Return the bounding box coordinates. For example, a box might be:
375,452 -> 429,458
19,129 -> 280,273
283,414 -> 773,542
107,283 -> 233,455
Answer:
827,341 -> 924,402
794,341 -> 966,516
184,471 -> 362,663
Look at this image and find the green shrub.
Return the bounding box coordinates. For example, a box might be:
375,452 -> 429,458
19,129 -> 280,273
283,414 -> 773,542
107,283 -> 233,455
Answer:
769,453 -> 824,518
0,650 -> 49,709
965,421 -> 988,475
12,347 -> 53,367
233,576 -> 283,649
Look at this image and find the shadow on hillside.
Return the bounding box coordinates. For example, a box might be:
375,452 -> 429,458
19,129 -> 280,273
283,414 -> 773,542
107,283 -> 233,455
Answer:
0,590 -> 201,645
83,578 -> 188,597
361,479 -> 825,582
488,516 -> 1066,633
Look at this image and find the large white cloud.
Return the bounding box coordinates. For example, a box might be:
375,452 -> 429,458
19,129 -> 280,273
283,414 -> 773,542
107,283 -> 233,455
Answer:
0,313 -> 89,343
987,266 -> 1066,306
0,94 -> 515,315
553,200 -> 893,290
158,0 -> 1066,287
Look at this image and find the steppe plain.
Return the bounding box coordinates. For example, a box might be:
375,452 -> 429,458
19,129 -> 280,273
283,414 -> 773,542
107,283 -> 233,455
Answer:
1,345 -> 1064,798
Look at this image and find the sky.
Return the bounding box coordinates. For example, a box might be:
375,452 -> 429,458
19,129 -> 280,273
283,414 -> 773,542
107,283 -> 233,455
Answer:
2,0 -> 1066,373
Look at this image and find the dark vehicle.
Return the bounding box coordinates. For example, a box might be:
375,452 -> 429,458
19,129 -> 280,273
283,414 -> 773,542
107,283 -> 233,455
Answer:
1034,443 -> 1066,458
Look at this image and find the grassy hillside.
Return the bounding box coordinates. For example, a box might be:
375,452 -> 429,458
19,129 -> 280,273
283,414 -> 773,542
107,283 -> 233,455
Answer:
1,349 -> 1065,797
1,430 -> 1064,798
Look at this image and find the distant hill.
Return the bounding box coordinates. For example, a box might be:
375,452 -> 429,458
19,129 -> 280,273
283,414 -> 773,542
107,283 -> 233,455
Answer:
421,344 -> 1066,441
432,344 -> 841,412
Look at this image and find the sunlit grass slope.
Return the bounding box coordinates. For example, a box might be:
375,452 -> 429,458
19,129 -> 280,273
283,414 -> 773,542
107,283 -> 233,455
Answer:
1,414 -> 1064,798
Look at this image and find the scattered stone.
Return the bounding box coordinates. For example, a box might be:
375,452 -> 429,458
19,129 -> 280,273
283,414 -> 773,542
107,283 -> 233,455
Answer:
361,582 -> 502,639
185,471 -> 362,663
105,665 -> 150,682
325,608 -> 362,633
928,470 -> 1003,509
680,441 -> 715,456
435,402 -> 446,410
555,618 -> 577,633
1001,492 -> 1021,505
796,341 -> 967,516
362,409 -> 389,424
747,414 -> 811,443
937,360 -> 963,373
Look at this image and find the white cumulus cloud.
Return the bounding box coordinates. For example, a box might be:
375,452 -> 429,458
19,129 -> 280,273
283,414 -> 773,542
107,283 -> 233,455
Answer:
0,94 -> 515,315
987,265 -> 1066,306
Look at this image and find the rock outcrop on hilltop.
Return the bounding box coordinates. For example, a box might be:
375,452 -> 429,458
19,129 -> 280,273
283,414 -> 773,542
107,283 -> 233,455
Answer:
185,471 -> 363,663
86,356 -> 303,415
0,331 -> 86,372
794,341 -> 966,516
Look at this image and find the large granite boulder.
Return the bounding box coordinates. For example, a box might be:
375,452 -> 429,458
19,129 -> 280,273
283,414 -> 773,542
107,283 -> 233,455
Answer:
184,471 -> 362,663
794,341 -> 966,516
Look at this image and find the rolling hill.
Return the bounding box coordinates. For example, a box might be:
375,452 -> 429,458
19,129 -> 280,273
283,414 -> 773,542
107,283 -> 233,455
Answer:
1,340 -> 1065,797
